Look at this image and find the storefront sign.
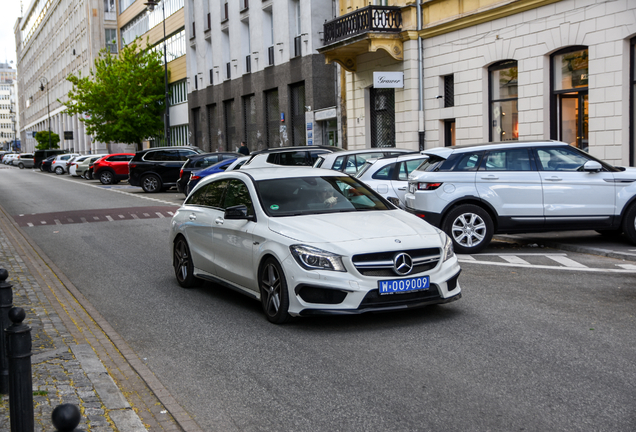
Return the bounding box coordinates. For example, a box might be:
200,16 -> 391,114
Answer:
373,72 -> 404,88
64,131 -> 73,140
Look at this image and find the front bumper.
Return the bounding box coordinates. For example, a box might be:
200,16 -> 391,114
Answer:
283,254 -> 462,317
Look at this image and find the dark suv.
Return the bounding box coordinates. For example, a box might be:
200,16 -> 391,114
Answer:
93,153 -> 135,185
128,146 -> 203,193
176,152 -> 241,194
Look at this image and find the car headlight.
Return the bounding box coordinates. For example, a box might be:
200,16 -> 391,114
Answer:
440,232 -> 455,262
290,245 -> 346,272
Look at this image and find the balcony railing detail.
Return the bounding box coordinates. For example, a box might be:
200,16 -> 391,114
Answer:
323,6 -> 402,45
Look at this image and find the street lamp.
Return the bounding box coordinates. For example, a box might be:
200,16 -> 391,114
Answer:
145,0 -> 171,146
39,76 -> 52,149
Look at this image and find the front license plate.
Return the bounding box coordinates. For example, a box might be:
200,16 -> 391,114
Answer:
378,276 -> 429,295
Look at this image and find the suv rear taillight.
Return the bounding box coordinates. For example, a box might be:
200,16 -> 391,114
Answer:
417,182 -> 443,191
191,174 -> 201,181
129,163 -> 137,168
179,169 -> 183,178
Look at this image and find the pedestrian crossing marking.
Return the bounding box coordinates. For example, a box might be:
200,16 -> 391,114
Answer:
545,255 -> 587,268
457,254 -> 636,273
500,256 -> 530,265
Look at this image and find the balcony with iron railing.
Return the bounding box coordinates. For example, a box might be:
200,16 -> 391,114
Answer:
318,5 -> 406,73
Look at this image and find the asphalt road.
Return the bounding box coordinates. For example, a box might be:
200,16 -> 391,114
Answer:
1,166 -> 635,431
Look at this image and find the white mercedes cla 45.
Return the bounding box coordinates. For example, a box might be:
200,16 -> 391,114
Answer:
169,167 -> 461,323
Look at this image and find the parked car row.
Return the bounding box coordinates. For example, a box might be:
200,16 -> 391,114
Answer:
2,152 -> 35,169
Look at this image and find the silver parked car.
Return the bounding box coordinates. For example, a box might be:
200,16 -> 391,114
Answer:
314,148 -> 413,175
14,153 -> 35,169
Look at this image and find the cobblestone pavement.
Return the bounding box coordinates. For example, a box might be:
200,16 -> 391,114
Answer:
0,205 -> 202,431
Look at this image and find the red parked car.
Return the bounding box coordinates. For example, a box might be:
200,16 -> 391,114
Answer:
93,153 -> 135,185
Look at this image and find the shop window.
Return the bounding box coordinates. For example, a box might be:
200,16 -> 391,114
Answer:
550,46 -> 588,151
489,60 -> 518,142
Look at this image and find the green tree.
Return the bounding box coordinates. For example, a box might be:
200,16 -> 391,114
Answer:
63,38 -> 166,151
34,131 -> 60,150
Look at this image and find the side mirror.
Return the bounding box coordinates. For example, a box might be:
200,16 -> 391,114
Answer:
224,204 -> 255,221
583,160 -> 602,173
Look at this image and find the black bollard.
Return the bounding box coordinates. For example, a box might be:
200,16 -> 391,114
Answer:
0,268 -> 12,394
6,307 -> 34,432
52,403 -> 84,432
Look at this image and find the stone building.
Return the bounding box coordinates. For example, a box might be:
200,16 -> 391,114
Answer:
15,0 -> 122,154
0,63 -> 19,151
185,0 -> 340,153
320,0 -> 636,166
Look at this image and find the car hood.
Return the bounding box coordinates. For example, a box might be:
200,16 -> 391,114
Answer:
267,210 -> 441,245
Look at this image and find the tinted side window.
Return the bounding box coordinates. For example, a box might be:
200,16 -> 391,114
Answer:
398,159 -> 427,181
332,156 -> 345,171
179,150 -> 199,161
186,180 -> 228,207
451,152 -> 482,171
535,147 -> 590,171
223,180 -> 254,215
415,155 -> 448,172
481,148 -> 532,171
144,151 -> 164,161
372,163 -> 396,180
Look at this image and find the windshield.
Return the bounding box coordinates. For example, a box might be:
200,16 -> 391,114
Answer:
256,176 -> 392,217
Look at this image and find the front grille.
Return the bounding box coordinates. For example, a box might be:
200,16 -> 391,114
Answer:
352,248 -> 440,277
359,285 -> 441,308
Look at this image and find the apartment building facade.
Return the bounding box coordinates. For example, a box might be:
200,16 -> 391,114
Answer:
0,63 -> 19,151
118,0 -> 189,147
15,0 -> 121,154
185,0 -> 340,153
320,0 -> 636,166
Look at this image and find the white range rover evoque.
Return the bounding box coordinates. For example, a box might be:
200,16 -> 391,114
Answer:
405,141 -> 636,254
170,167 -> 462,323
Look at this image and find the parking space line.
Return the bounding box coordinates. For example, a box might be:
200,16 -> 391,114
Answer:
500,255 -> 531,265
106,216 -> 114,222
545,255 -> 588,268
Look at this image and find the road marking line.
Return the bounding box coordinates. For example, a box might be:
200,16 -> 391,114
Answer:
40,221 -> 46,224
457,254 -> 476,261
156,212 -> 165,218
93,216 -> 99,220
27,223 -> 33,227
545,255 -> 588,268
143,213 -> 150,217
167,211 -> 174,216
67,218 -> 73,223
118,215 -> 125,218
54,219 -> 62,225
131,214 -> 139,219
617,264 -> 636,270
106,215 -> 114,222
500,255 -> 530,265
81,217 -> 88,223
457,258 -> 636,273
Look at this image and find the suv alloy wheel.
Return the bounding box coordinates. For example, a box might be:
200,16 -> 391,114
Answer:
142,174 -> 161,193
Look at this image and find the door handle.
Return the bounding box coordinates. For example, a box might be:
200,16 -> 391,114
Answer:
189,214 -> 197,221
481,175 -> 499,180
397,187 -> 407,191
545,176 -> 562,181
215,217 -> 224,225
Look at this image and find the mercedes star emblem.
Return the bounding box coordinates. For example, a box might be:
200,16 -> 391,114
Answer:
393,253 -> 413,276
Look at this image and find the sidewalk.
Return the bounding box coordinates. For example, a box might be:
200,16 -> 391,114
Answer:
0,206 -> 203,431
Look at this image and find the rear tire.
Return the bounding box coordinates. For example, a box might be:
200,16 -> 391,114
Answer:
18,163 -> 24,169
141,174 -> 161,193
442,204 -> 494,254
54,166 -> 64,175
622,204 -> 636,245
99,170 -> 114,185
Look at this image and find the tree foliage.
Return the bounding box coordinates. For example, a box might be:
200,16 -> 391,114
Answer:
64,39 -> 166,150
35,131 -> 60,150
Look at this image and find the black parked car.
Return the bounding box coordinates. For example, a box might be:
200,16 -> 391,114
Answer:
34,149 -> 68,169
176,152 -> 241,195
128,146 -> 203,193
39,155 -> 57,172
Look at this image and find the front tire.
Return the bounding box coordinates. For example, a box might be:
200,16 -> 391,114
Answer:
54,166 -> 64,175
259,258 -> 290,324
173,237 -> 200,288
442,204 -> 494,254
141,174 -> 161,193
99,171 -> 114,185
18,163 -> 24,169
622,204 -> 636,245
